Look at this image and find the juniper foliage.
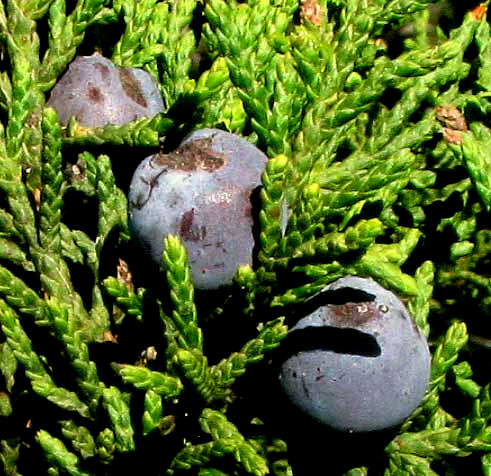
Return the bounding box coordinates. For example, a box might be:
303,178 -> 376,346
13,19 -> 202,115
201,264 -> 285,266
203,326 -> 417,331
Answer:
0,0 -> 490,475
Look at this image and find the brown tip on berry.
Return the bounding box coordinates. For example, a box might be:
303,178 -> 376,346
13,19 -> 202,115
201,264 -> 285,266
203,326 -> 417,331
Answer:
327,302 -> 380,328
119,68 -> 148,108
87,85 -> 104,103
153,139 -> 226,172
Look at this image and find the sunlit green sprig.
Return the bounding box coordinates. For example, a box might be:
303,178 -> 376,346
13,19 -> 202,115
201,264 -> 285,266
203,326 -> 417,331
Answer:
162,235 -> 202,352
355,228 -> 421,295
36,430 -> 89,476
47,298 -> 103,411
0,438 -> 21,476
39,0 -> 106,92
89,286 -> 112,344
452,362 -> 481,399
32,249 -> 92,340
279,183 -> 325,256
194,58 -> 246,132
408,261 -> 434,337
40,107 -> 64,254
198,468 -> 229,476
0,264 -> 46,323
389,385 -> 491,461
0,238 -> 33,270
475,12 -> 491,91
386,451 -> 437,476
0,14 -> 39,248
17,0 -> 55,19
142,389 -> 163,436
248,51 -> 306,157
291,8 -> 336,102
60,421 -> 96,460
292,218 -> 385,260
461,123 -> 491,211
149,0 -> 197,104
199,408 -> 269,476
170,439 -> 237,473
62,113 -> 174,147
0,206 -> 23,242
423,321 -> 469,414
95,428 -> 115,464
297,9 -> 476,188
0,392 -> 12,417
367,65 -> 464,155
204,0 -> 299,155
175,348 -> 214,401
377,0 -> 441,27
64,152 -> 98,198
5,0 -> 45,196
111,0 -> 161,67
0,341 -> 17,392
0,71 -> 11,112
95,154 -> 128,254
101,386 -> 135,453
209,318 -> 288,400
344,468 -> 368,476
171,409 -> 269,475
112,363 -> 183,398
102,276 -> 144,320
335,0 -> 381,69
271,264 -> 345,307
0,299 -> 90,417
258,155 -> 291,270
313,147 -> 424,228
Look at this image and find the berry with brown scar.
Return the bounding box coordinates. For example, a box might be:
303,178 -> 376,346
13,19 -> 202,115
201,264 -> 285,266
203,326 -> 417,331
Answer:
279,276 -> 431,432
128,128 -> 267,290
47,55 -> 164,127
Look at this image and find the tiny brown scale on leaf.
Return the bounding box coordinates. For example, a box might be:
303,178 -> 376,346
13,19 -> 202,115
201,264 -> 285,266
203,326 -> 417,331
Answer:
326,301 -> 380,328
436,105 -> 468,145
153,139 -> 226,172
119,68 -> 148,108
300,0 -> 323,25
117,258 -> 134,293
435,105 -> 468,131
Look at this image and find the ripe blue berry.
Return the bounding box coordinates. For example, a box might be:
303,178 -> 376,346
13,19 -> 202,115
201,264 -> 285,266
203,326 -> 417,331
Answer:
47,55 -> 164,127
128,128 -> 267,290
279,276 -> 431,432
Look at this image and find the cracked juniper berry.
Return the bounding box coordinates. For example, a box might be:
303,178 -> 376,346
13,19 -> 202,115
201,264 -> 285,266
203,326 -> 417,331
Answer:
47,54 -> 164,127
279,276 -> 431,433
128,128 -> 267,290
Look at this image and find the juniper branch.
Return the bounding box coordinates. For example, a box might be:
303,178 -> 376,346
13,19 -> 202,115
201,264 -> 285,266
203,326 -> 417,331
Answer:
40,107 -> 64,254
111,0 -> 161,67
46,298 -> 104,410
62,114 -> 173,147
60,421 -> 96,460
142,389 -> 164,436
101,386 -> 135,453
112,363 -> 183,397
35,430 -> 90,476
163,235 -> 202,352
199,408 -> 269,476
0,299 -> 90,418
423,321 -> 469,414
103,276 -> 144,319
0,341 -> 17,392
39,0 -> 107,92
0,439 -> 21,476
209,318 -> 288,400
